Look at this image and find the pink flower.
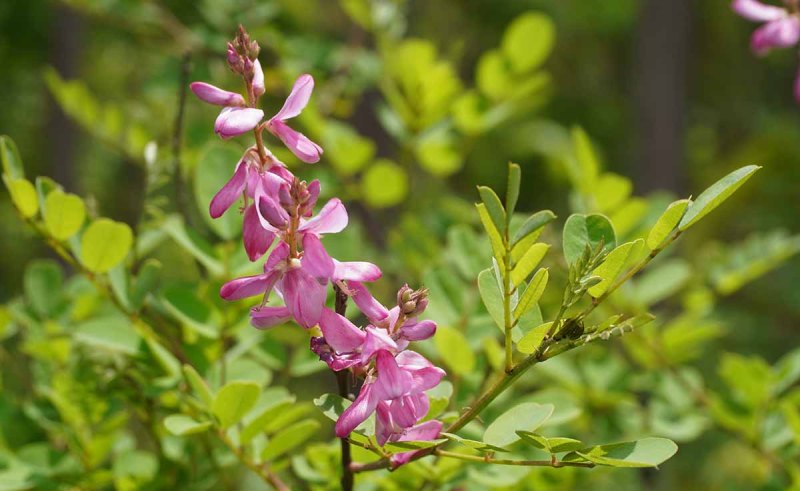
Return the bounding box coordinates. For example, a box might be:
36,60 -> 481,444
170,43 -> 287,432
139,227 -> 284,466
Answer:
190,82 -> 264,139
388,420 -> 444,467
335,350 -> 445,439
732,0 -> 800,55
220,235 -> 381,329
266,74 -> 323,163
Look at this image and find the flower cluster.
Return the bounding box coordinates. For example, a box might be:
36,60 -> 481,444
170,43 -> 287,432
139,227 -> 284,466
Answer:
191,27 -> 445,466
732,0 -> 800,102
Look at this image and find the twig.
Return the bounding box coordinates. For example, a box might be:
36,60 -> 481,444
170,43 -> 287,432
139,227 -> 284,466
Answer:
433,449 -> 595,468
333,284 -> 355,491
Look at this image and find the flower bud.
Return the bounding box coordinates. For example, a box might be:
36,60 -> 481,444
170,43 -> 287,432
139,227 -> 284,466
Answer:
397,285 -> 429,316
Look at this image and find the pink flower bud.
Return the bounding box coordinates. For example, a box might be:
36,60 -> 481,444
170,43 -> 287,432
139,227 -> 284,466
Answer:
190,82 -> 246,107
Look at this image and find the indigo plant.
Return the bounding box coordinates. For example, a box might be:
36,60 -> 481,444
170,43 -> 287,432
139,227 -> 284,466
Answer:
1,6 -> 800,491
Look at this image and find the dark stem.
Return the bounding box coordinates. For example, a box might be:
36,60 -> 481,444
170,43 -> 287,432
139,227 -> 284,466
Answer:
334,284 -> 355,491
172,51 -> 193,226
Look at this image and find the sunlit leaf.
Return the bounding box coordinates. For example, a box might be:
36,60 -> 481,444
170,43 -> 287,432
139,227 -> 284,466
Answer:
647,199 -> 690,250
678,165 -> 760,231
80,218 -> 133,273
164,415 -> 212,436
483,402 -> 554,448
261,420 -> 320,461
510,243 -> 549,286
212,381 -> 260,429
501,12 -> 555,74
563,437 -> 678,468
44,190 -> 85,241
562,213 -> 616,264
588,239 -> 643,297
434,326 -> 475,376
514,268 -> 549,319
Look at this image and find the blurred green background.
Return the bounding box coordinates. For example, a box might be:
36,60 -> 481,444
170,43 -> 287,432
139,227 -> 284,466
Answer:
1,0 -> 800,489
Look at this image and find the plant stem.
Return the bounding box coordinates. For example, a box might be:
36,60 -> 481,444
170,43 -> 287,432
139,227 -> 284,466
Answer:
334,284 -> 355,491
434,450 -> 594,468
503,241 -> 514,373
216,430 -> 289,491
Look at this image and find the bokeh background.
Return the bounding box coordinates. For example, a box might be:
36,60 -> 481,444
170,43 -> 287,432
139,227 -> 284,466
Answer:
1,0 -> 799,490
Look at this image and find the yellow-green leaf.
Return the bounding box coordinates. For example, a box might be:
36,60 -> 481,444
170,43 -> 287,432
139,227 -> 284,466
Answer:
514,268 -> 549,319
261,420 -> 320,461
511,243 -> 549,286
211,381 -> 260,429
678,165 -> 760,231
4,176 -> 38,218
434,326 -> 475,376
80,218 -> 133,273
477,203 -> 506,268
501,12 -> 555,74
647,199 -> 690,250
44,190 -> 85,241
588,239 -> 644,297
517,322 -> 552,354
361,159 -> 408,208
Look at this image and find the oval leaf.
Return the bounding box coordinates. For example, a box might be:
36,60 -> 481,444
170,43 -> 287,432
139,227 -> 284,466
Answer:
483,402 -> 554,448
514,268 -> 549,319
4,177 -> 38,218
80,218 -> 133,273
588,239 -> 644,297
212,381 -> 260,429
562,214 -> 616,265
510,243 -> 549,286
511,210 -> 557,246
647,199 -> 690,250
164,415 -> 212,436
44,191 -> 86,241
434,326 -> 476,376
516,322 -> 552,354
478,268 -> 504,332
566,437 -> 678,468
678,165 -> 760,231
261,420 -> 320,461
501,12 -> 555,74
478,186 -> 507,235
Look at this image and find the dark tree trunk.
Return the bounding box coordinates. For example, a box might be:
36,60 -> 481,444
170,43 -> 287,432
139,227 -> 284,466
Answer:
634,0 -> 691,194
46,4 -> 83,189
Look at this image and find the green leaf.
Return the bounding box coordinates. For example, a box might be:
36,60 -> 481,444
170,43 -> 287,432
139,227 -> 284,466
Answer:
483,402 -> 554,448
632,259 -> 691,306
143,335 -> 180,377
361,159 -> 408,208
130,259 -> 161,309
478,268 -> 504,332
678,165 -> 760,231
43,190 -> 85,241
0,135 -> 24,178
441,433 -> 510,453
594,173 -> 632,213
516,322 -> 552,354
194,144 -> 243,240
383,439 -> 446,452
564,437 -> 678,468
562,213 -> 616,265
511,210 -> 556,246
324,122 -> 375,176
24,259 -> 63,318
183,364 -> 213,407
514,268 -> 549,319
4,176 -> 38,218
74,316 -> 141,355
478,186 -> 507,235
163,415 -> 212,436
434,326 -> 475,376
113,449 -> 158,480
261,420 -> 320,461
588,239 -> 644,297
510,243 -> 549,286
240,398 -> 298,443
160,285 -> 218,338
501,12 -> 555,74
162,215 -> 224,277
571,127 -> 600,189
647,199 -> 690,250
211,381 -> 260,429
476,204 -> 506,267
80,218 -> 133,273
35,176 -> 61,204
477,50 -> 514,100
415,131 -> 463,177
313,393 -> 350,422
506,163 -> 521,218
516,432 -> 584,454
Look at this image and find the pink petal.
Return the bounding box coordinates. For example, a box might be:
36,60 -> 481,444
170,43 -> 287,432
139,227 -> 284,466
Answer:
190,82 -> 246,107
242,205 -> 275,261
220,273 -> 270,300
732,0 -> 786,22
299,198 -> 348,235
375,401 -> 395,446
333,260 -> 382,282
253,60 -> 265,97
751,17 -> 800,55
319,307 -> 366,352
396,351 -> 445,393
348,282 -> 389,323
264,242 -> 290,272
390,420 -> 443,467
215,107 -> 264,139
250,306 -> 291,329
373,350 -> 413,401
280,269 -> 326,328
304,180 -> 321,214
399,319 -> 437,341
336,380 -> 379,438
273,74 -> 314,121
209,161 -> 248,218
256,192 -> 289,230
267,119 -> 323,163
301,234 -> 335,280
361,326 -> 398,363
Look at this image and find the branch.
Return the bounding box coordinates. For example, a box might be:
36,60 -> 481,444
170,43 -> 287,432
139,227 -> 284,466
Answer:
434,450 -> 595,468
334,284 -> 355,491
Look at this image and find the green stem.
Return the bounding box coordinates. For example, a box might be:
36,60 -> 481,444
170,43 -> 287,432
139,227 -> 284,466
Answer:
503,243 -> 513,373
434,450 -> 594,468
216,430 -> 289,491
